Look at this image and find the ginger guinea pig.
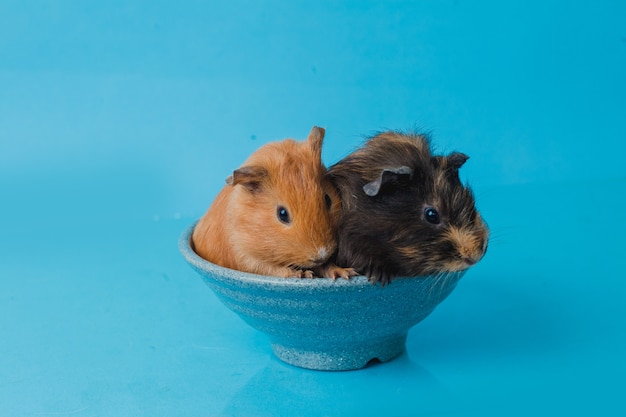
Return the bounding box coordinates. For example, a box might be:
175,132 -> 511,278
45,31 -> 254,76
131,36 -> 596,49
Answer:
192,126 -> 356,279
328,131 -> 489,285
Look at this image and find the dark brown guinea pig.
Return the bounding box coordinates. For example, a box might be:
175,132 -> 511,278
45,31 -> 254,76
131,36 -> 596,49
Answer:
328,131 -> 489,285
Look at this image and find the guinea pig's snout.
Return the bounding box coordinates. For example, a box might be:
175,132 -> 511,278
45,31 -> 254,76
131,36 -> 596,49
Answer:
451,227 -> 489,270
459,250 -> 484,270
464,237 -> 488,266
312,247 -> 331,263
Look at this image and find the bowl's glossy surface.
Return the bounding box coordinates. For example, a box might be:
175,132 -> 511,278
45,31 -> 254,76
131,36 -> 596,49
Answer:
179,223 -> 465,371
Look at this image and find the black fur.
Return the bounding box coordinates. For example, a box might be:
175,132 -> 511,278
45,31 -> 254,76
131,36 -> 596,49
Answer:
328,131 -> 488,285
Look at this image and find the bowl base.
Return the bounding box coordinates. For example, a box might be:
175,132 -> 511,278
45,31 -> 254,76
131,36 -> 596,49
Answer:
270,334 -> 407,371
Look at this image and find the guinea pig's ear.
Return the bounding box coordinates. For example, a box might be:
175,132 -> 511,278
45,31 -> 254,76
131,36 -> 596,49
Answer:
363,166 -> 413,197
226,165 -> 268,193
447,152 -> 469,170
307,126 -> 325,161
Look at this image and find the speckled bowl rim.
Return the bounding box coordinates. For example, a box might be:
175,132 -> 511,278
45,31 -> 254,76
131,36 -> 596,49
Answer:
179,222 -> 376,289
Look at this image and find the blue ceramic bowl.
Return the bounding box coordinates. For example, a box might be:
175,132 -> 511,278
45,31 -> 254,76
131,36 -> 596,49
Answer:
179,223 -> 465,371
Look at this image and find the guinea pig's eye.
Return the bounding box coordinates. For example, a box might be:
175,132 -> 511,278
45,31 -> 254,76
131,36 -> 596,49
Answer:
277,206 -> 291,225
324,193 -> 333,210
424,207 -> 441,224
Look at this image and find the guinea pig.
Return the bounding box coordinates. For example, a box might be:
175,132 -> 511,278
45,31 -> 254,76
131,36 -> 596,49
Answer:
327,131 -> 489,285
192,126 -> 357,279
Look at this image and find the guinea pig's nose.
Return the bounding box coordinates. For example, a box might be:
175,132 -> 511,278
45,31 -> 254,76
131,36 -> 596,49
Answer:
463,248 -> 485,266
463,257 -> 477,266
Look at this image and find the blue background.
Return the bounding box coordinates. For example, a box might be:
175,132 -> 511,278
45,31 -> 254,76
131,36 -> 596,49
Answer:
1,1 -> 625,416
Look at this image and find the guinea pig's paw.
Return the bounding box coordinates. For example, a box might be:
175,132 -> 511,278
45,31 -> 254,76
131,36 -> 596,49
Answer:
335,267 -> 359,280
285,268 -> 314,278
321,264 -> 359,280
364,266 -> 395,286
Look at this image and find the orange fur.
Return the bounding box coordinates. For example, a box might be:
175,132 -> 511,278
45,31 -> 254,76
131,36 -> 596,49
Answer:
192,127 -> 356,278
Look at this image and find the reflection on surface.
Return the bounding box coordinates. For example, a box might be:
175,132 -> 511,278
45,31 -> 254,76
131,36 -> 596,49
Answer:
221,352 -> 459,417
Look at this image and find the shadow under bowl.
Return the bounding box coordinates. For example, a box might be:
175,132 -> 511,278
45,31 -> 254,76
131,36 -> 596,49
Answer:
179,223 -> 465,371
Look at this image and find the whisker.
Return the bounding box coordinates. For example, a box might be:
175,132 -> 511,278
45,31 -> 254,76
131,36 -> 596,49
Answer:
436,271 -> 449,295
428,270 -> 445,296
